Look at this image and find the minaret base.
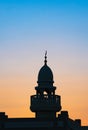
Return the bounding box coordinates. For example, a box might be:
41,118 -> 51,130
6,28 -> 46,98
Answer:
36,112 -> 56,119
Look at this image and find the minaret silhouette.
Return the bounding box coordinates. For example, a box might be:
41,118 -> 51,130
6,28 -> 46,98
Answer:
30,52 -> 61,119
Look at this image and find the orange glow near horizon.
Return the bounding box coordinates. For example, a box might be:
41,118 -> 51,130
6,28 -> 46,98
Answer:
0,73 -> 88,126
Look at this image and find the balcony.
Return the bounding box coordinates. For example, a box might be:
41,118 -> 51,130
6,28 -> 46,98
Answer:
30,95 -> 61,112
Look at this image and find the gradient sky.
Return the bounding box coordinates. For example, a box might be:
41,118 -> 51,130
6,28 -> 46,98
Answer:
0,0 -> 88,126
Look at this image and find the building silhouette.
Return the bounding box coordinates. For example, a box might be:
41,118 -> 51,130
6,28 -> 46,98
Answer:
0,53 -> 88,129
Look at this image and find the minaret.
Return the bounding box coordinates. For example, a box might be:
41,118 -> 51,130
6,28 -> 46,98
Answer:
30,52 -> 61,119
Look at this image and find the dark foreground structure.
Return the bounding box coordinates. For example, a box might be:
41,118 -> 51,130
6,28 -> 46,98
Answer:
0,53 -> 88,129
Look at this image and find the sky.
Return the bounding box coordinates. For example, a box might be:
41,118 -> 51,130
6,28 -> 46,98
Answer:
0,0 -> 88,126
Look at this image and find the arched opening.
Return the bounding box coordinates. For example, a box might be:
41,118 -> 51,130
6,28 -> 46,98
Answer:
43,91 -> 48,98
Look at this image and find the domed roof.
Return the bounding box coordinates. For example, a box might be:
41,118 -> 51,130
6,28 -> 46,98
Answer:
37,51 -> 54,87
37,64 -> 54,83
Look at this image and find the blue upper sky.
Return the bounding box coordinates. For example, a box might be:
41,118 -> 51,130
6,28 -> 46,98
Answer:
0,0 -> 88,75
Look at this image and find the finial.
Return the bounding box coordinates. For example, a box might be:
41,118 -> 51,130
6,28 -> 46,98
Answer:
44,50 -> 47,65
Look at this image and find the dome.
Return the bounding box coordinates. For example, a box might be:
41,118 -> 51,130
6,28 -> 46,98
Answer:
37,51 -> 54,87
38,64 -> 54,82
37,64 -> 54,86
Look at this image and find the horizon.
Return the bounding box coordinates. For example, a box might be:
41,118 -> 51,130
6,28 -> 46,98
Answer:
0,0 -> 88,126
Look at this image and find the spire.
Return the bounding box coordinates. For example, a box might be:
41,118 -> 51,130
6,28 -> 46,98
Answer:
44,50 -> 47,65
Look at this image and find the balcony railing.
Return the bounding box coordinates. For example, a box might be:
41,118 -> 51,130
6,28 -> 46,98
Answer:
30,95 -> 61,109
